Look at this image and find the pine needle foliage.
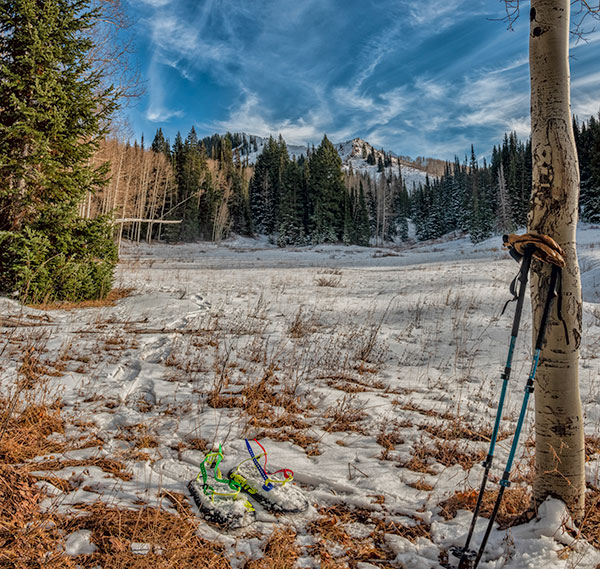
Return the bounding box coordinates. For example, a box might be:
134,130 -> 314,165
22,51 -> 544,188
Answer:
0,0 -> 118,303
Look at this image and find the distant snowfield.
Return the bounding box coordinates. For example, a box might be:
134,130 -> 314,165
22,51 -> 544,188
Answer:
2,226 -> 600,568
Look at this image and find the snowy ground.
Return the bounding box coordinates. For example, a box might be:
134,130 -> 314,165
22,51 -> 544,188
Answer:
2,226 -> 600,568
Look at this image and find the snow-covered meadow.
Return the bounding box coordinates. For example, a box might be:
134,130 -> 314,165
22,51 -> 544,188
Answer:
2,227 -> 600,568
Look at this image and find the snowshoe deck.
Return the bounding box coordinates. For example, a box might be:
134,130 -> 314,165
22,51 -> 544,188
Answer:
187,479 -> 255,530
228,462 -> 309,514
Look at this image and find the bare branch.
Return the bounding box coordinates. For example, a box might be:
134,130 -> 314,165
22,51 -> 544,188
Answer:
501,0 -> 600,38
86,0 -> 145,135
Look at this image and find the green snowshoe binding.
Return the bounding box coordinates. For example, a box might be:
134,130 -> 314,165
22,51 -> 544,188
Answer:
188,444 -> 256,530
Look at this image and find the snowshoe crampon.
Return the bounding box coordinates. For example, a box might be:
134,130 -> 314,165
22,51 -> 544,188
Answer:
228,439 -> 309,514
188,445 -> 256,530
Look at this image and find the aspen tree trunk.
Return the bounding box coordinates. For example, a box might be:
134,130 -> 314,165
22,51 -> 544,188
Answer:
528,0 -> 585,520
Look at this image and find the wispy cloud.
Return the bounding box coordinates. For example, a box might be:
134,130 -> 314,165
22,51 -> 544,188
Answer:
130,0 -> 600,160
145,57 -> 184,123
211,91 -> 331,146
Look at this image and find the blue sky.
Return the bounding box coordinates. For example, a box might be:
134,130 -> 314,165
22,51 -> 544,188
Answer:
126,0 -> 600,161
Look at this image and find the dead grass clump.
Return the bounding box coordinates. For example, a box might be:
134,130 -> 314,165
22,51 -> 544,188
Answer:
577,488 -> 600,548
115,424 -> 159,449
243,527 -> 300,569
29,288 -> 134,311
268,413 -> 311,430
256,429 -> 321,457
377,424 -> 405,460
585,435 -> 600,461
324,394 -> 367,434
0,398 -> 65,462
406,480 -> 435,491
437,487 -> 532,528
0,464 -> 73,569
184,437 -> 209,451
420,419 -> 510,443
402,440 -> 485,473
307,505 -> 421,568
209,370 -> 302,424
288,306 -> 319,338
400,402 -> 454,420
315,275 -> 342,287
62,497 -> 231,569
29,457 -> 133,481
18,347 -> 51,387
324,371 -> 386,394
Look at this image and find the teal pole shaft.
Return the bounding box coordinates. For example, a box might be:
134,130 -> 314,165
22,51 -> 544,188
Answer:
457,254 -> 533,568
471,264 -> 560,569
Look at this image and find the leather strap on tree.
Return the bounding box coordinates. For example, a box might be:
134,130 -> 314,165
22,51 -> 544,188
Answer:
502,233 -> 566,267
502,232 -> 570,345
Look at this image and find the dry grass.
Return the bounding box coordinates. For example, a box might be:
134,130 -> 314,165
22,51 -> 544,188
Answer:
0,464 -> 74,569
115,424 -> 159,449
255,428 -> 322,457
28,457 -> 133,481
307,504 -> 426,568
62,495 -> 231,569
402,439 -> 486,474
288,306 -> 319,338
406,480 -> 435,491
585,435 -> 600,461
400,401 -> 454,420
0,397 -> 65,462
376,423 -> 405,460
324,394 -> 367,434
437,487 -> 532,529
420,418 -> 510,443
0,386 -> 232,569
577,488 -> 600,548
243,527 -> 300,569
315,275 -> 342,287
28,288 -> 134,311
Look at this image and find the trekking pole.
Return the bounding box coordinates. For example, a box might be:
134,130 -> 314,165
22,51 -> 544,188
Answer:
469,263 -> 561,569
454,248 -> 534,569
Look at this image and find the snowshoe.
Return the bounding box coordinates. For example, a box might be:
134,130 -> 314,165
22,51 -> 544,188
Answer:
188,444 -> 256,530
228,439 -> 309,514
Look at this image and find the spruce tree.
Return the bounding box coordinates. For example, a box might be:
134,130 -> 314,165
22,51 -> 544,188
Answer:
0,0 -> 118,302
308,135 -> 345,243
278,158 -> 305,246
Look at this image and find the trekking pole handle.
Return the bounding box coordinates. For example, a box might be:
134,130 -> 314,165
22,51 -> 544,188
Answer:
510,252 -> 533,338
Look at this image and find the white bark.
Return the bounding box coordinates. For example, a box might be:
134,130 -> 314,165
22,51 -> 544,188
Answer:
529,0 -> 585,519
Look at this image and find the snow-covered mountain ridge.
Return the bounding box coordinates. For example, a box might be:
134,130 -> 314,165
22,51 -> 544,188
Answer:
235,134 -> 442,189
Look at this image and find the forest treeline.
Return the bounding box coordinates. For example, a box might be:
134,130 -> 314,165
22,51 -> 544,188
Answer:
89,112 -> 600,246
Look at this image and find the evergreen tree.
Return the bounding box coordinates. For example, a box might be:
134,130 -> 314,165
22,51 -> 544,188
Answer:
151,128 -> 170,156
248,135 -> 288,235
0,0 -> 118,302
579,114 -> 600,222
278,158 -> 305,246
308,135 -> 346,243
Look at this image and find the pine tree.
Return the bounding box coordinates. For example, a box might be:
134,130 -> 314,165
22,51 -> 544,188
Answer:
308,135 -> 346,243
277,159 -> 305,246
151,128 -> 170,156
0,0 -> 118,302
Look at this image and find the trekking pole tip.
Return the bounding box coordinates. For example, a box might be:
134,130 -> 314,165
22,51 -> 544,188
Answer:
450,546 -> 477,569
